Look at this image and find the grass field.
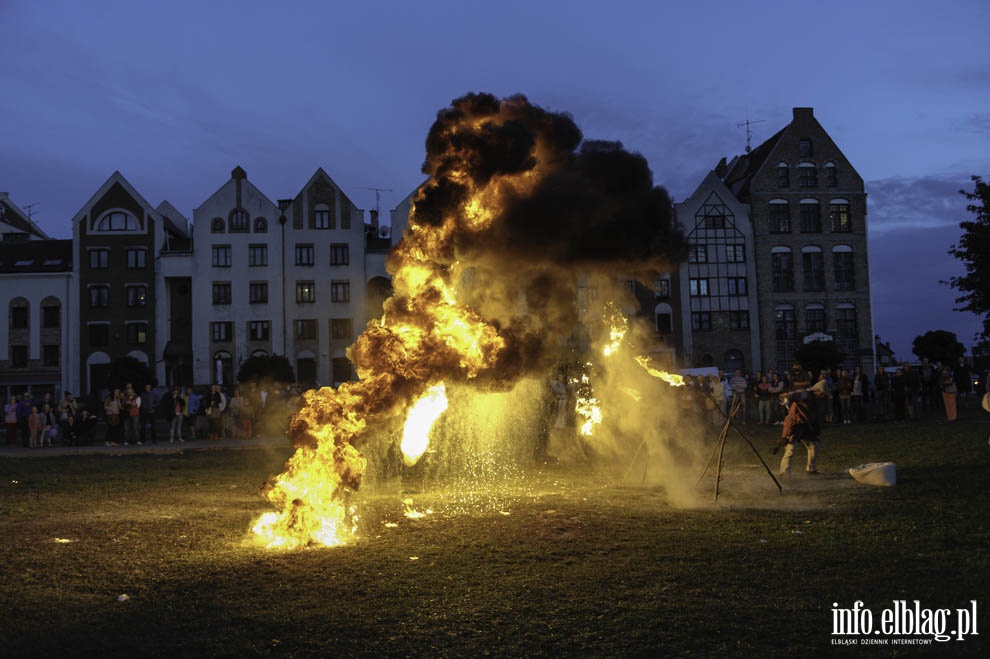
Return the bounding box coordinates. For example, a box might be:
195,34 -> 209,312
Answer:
1,409 -> 988,658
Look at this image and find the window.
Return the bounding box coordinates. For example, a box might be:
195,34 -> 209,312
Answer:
777,163 -> 789,188
829,201 -> 851,232
126,322 -> 148,345
249,320 -> 270,341
834,247 -> 855,290
654,277 -> 671,298
248,244 -> 268,267
295,244 -> 315,266
42,345 -> 60,367
89,285 -> 110,308
249,281 -> 268,304
771,249 -> 794,292
825,162 -> 837,187
212,282 -> 232,305
769,201 -> 790,233
727,277 -> 747,296
688,278 -> 709,297
126,285 -> 148,307
798,163 -> 817,187
296,281 -> 316,303
775,307 -> 796,340
331,318 -> 354,340
295,319 -> 317,340
691,311 -> 712,331
799,200 -> 821,233
89,248 -> 109,269
89,324 -> 110,346
229,209 -> 249,232
330,243 -> 350,266
331,280 -> 350,303
95,211 -> 139,231
127,248 -> 146,269
314,203 -> 331,229
11,304 -> 28,328
211,218 -> 225,233
211,321 -> 233,342
802,247 -> 825,292
725,245 -> 745,263
9,345 -> 28,368
42,304 -> 60,328
729,311 -> 749,330
836,305 -> 858,354
799,139 -> 813,158
704,214 -> 726,229
688,245 -> 708,263
655,304 -> 673,334
806,306 -> 827,333
212,244 -> 231,267
254,217 -> 268,233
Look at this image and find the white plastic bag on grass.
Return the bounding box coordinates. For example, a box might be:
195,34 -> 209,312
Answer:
849,462 -> 896,486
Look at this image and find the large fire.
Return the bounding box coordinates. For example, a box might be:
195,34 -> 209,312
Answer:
252,93 -> 687,548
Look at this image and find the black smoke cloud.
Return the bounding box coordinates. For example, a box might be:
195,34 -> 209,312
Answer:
410,92 -> 687,269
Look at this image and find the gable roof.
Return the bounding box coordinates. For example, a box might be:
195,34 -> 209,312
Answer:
0,192 -> 49,239
721,127 -> 785,200
71,171 -> 160,225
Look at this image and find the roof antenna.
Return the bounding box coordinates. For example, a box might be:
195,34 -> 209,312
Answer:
358,187 -> 392,217
736,118 -> 766,153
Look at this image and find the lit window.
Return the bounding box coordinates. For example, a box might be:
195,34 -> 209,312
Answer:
126,322 -> 148,345
654,277 -> 671,298
829,202 -> 851,232
688,278 -> 709,297
296,281 -> 316,303
126,285 -> 148,307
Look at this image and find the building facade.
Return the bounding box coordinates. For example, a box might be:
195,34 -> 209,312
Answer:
720,107 -> 873,372
0,194 -> 72,400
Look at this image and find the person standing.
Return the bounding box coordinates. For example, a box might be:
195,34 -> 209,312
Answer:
835,369 -> 853,424
4,396 -> 18,446
28,405 -> 42,448
773,381 -> 826,477
40,403 -> 57,447
939,366 -> 958,422
140,384 -> 159,444
121,384 -> 141,446
16,394 -> 32,447
167,388 -> 186,442
104,389 -> 122,446
57,392 -> 77,425
206,385 -> 226,440
184,386 -> 200,440
756,374 -> 773,424
729,370 -> 748,423
851,366 -> 869,423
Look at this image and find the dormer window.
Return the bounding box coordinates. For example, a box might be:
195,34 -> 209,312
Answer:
211,218 -> 225,233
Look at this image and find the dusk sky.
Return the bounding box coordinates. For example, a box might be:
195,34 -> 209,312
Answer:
2,0 -> 988,361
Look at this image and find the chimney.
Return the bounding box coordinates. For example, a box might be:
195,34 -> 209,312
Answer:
369,209 -> 379,229
793,107 -> 814,121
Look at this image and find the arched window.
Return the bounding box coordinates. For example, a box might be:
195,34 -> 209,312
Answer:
769,199 -> 790,233
805,303 -> 826,333
833,245 -> 855,290
41,297 -> 61,329
213,351 -> 233,385
829,199 -> 851,232
654,302 -> 673,335
771,246 -> 793,292
835,303 -> 858,356
802,246 -> 824,291
825,161 -> 837,187
798,162 -> 818,187
777,162 -> 789,188
799,198 -> 821,233
211,217 -> 226,234
229,209 -> 249,232
95,210 -> 139,231
10,297 -> 29,330
254,217 -> 268,233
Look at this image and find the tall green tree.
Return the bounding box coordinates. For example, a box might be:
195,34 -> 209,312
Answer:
911,330 -> 965,365
947,176 -> 990,339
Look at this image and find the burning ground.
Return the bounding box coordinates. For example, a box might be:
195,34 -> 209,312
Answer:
253,93 -> 691,548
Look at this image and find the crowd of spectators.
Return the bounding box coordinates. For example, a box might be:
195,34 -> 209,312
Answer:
677,357 -> 981,427
3,382 -> 304,448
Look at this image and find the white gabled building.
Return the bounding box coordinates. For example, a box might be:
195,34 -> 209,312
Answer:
191,166 -> 283,386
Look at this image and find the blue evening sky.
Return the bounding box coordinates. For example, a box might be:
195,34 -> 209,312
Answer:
2,0 -> 988,360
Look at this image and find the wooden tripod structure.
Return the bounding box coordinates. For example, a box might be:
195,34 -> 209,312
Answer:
697,396 -> 782,501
